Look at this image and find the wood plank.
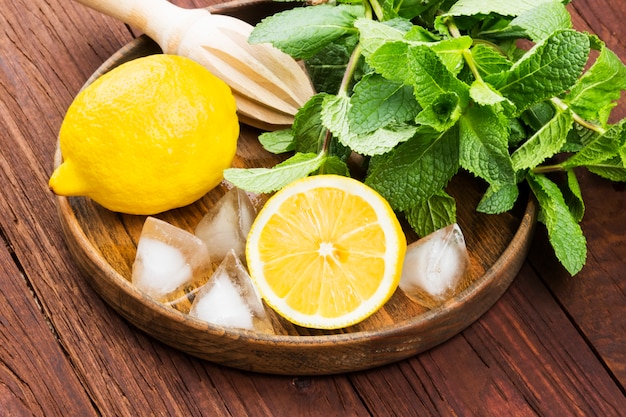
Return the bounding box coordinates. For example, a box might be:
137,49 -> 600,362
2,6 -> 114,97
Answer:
350,264 -> 626,415
525,0 -> 626,387
0,234 -> 97,416
528,169 -> 626,387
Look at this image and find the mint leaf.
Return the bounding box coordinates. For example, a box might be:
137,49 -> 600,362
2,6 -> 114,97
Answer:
250,5 -> 363,59
511,108 -> 573,171
485,30 -> 590,113
365,127 -> 460,211
510,1 -> 572,41
561,121 -> 625,169
446,0 -> 558,18
349,74 -> 421,134
458,105 -> 515,187
258,129 -> 295,154
317,155 -> 350,176
407,45 -> 471,108
293,94 -> 327,153
322,93 -> 418,155
470,44 -> 513,78
404,191 -> 457,237
365,41 -> 411,83
354,18 -> 408,56
477,183 -> 519,214
564,42 -> 626,126
429,36 -> 473,75
224,153 -> 324,193
469,79 -> 510,106
414,92 -> 462,131
305,35 -> 359,94
562,169 -> 585,222
587,156 -> 626,182
527,172 -> 587,275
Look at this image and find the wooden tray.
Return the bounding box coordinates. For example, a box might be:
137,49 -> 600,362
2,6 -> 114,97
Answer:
53,0 -> 537,375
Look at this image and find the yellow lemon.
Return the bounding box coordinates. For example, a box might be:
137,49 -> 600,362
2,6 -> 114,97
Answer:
246,175 -> 406,329
49,54 -> 239,215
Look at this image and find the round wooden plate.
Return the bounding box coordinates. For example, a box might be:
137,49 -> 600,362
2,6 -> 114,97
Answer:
54,0 -> 537,375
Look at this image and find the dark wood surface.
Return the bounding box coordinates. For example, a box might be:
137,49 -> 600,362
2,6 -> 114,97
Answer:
0,0 -> 624,415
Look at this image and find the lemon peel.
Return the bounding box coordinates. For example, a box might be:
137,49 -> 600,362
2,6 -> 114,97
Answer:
50,54 -> 239,215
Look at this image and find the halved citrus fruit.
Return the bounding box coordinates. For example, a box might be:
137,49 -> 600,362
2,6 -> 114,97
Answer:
246,175 -> 407,329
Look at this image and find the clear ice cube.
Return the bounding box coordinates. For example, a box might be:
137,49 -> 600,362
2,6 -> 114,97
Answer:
195,187 -> 256,264
189,249 -> 273,332
132,217 -> 212,301
399,223 -> 471,308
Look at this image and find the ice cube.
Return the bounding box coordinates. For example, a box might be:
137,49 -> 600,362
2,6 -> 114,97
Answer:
195,187 -> 257,264
132,217 -> 212,301
399,223 -> 471,308
189,249 -> 273,332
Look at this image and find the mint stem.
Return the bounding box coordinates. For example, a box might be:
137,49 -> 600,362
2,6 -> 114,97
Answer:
367,0 -> 384,21
531,164 -> 565,174
550,97 -> 607,135
447,17 -> 483,82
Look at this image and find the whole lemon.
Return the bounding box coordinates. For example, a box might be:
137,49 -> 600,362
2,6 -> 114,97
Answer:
49,54 -> 239,215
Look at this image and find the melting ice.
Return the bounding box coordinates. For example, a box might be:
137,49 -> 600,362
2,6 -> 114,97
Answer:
132,217 -> 212,301
399,223 -> 470,308
195,187 -> 256,263
189,249 -> 273,332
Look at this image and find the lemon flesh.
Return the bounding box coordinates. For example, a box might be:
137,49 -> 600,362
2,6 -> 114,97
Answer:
246,175 -> 407,329
50,54 -> 239,215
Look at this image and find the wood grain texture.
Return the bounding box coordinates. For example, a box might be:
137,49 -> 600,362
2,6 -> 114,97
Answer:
0,0 -> 624,415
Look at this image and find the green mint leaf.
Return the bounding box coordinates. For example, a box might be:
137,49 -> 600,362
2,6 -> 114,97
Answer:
293,94 -> 327,153
366,41 -> 411,83
458,105 -> 515,187
365,127 -> 460,211
446,0 -> 559,18
470,44 -> 513,78
322,93 -> 418,155
404,191 -> 457,237
368,42 -> 471,109
258,129 -> 295,154
317,155 -> 350,176
510,1 -> 572,41
404,25 -> 441,42
562,169 -> 585,222
469,79 -> 510,107
564,42 -> 626,126
358,18 -> 470,75
520,101 -> 556,131
414,92 -> 462,131
354,18 -> 408,56
527,172 -> 587,275
477,183 -> 519,214
561,120 -> 625,169
249,4 -> 363,59
511,108 -> 573,171
587,156 -> 626,182
485,30 -> 590,113
349,74 -> 421,134
305,34 -> 359,94
407,45 -> 471,108
429,36 -> 473,75
223,153 -> 324,194
508,118 -> 527,147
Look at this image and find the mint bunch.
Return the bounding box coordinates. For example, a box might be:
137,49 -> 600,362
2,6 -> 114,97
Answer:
224,0 -> 626,276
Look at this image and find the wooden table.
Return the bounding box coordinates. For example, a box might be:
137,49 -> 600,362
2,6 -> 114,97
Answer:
1,0 -> 624,415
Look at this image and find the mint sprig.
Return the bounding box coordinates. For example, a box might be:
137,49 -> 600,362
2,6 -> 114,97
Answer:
224,0 -> 626,276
